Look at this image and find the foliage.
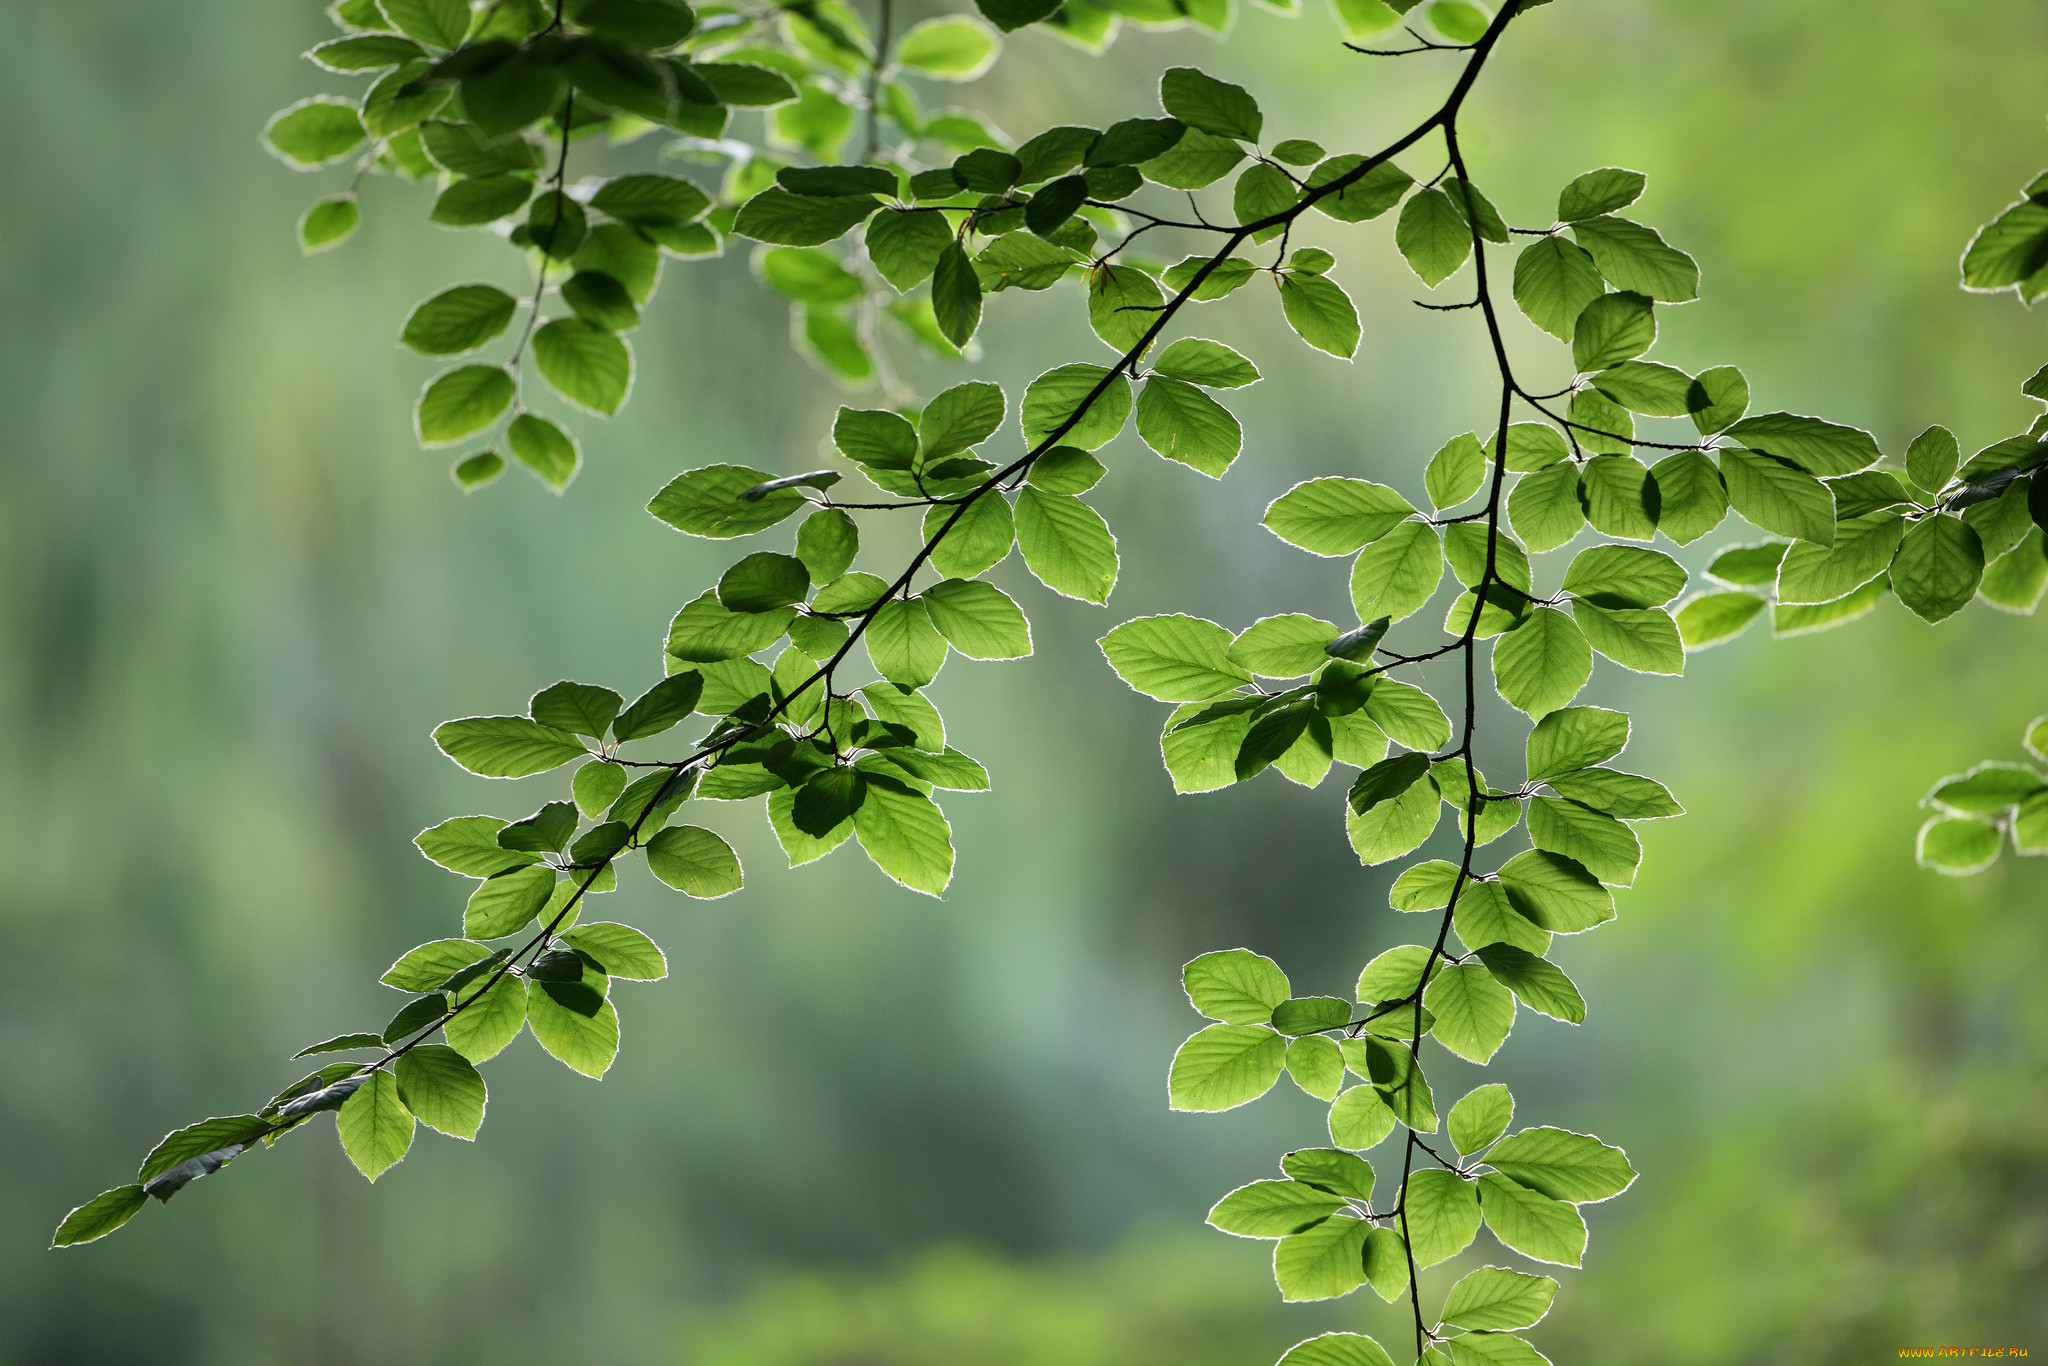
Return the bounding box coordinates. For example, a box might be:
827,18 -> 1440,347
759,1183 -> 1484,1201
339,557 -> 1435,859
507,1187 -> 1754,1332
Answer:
53,0 -> 2048,1363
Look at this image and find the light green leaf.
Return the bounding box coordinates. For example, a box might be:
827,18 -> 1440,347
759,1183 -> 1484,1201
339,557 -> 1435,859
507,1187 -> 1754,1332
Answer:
867,598 -> 948,687
1772,575 -> 1888,636
1676,591 -> 1767,649
1721,448 -> 1837,545
1345,771 -> 1441,865
526,991 -> 620,1079
1558,168 -> 1646,221
561,922 -> 667,980
854,775 -> 954,895
895,15 -> 1000,78
648,464 -> 807,538
1230,614 -> 1339,677
1279,274 -> 1362,358
1478,1172 -> 1587,1267
1571,601 -> 1684,675
1100,615 -> 1250,701
1525,705 -> 1628,780
1442,1267 -> 1558,1331
1402,1169 -> 1481,1267
1136,377 -> 1242,477
921,579 -> 1032,659
924,495 -> 1015,580
1528,796 -> 1641,886
263,97 -> 368,168
1649,450 -> 1729,544
1483,1127 -> 1636,1203
1577,454 -> 1658,542
402,284 -> 518,356
1496,850 -> 1613,934
1725,412 -> 1882,478
1264,478 -> 1416,556
1329,1086 -> 1397,1150
1427,433 -> 1487,510
1183,947 -> 1290,1023
665,590 -> 795,664
1277,1335 -> 1396,1366
1350,522 -> 1445,624
1777,510 -> 1906,604
1916,814 -> 2002,875
646,825 -> 743,898
1396,188 -> 1472,287
394,1045 -> 485,1140
1361,678 -> 1451,751
1423,964 -> 1515,1063
1544,767 -> 1681,820
1448,1084 -> 1514,1155
415,816 -> 538,878
1160,66 -> 1262,141
1571,291 -> 1654,371
416,364 -> 514,446
1168,1023 -> 1286,1112
1507,464 -> 1585,553
1288,1035 -> 1347,1100
1491,609 -> 1591,717
444,975 -> 526,1063
1013,488 -> 1117,603
1153,337 -> 1260,388
919,380 -> 1006,459
533,318 -> 631,416
1907,424 -> 1961,492
1021,363 -> 1132,451
336,1071 -> 413,1181
52,1185 -> 149,1247
463,864 -> 556,939
1453,883 -> 1552,958
1512,237 -> 1603,341
1274,1214 -> 1369,1301
1363,1226 -> 1411,1302
1570,215 -> 1698,301
1209,1180 -> 1347,1238
1563,545 -> 1686,607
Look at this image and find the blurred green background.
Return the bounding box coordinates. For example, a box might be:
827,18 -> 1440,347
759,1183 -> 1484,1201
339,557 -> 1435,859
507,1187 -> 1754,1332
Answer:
4,0 -> 2046,1361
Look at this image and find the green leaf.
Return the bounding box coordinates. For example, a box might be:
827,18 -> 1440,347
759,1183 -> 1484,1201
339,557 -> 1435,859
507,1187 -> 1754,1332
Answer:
1570,291 -> 1655,371
1528,796 -> 1640,886
1892,515 -> 1985,622
1303,155 -> 1412,224
1574,455 -> 1657,542
1907,424 -> 1961,492
1571,600 -> 1684,675
1507,464 -> 1584,553
1496,850 -> 1613,935
1442,1267 -> 1558,1331
524,682 -> 620,740
430,174 -> 534,227
717,552 -> 809,613
1396,188 -> 1472,287
1448,1084 -> 1514,1155
1209,1180 -> 1346,1238
649,464 -> 807,538
394,1045 -> 485,1140
1100,614 -> 1250,700
380,0 -> 467,45
1478,1172 -> 1586,1267
1453,884 -> 1551,958
415,816 -> 538,878
1169,1022 -> 1285,1111
1772,575 -> 1888,637
1364,1225 -> 1411,1301
1264,478 -> 1415,556
1360,678 -> 1451,751
732,187 -> 878,245
415,365 -> 513,446
921,579 -> 1032,658
866,210 -> 954,291
1283,1149 -> 1376,1201
1159,66 -> 1261,141
923,497 -> 1014,582
1484,1127 -> 1635,1203
1916,814 -> 2003,874
1140,128 -> 1245,191
1721,448 -> 1836,546
795,509 -> 860,584
853,775 -> 954,895
665,590 -> 795,664
1021,363 -> 1132,451
1423,964 -> 1515,1063
1570,215 -> 1698,301
1590,360 -> 1693,417
298,195 -> 361,254
433,716 -> 585,778
1776,510 -> 1906,604
263,97 -> 367,167
562,922 -> 667,980
1288,1036 -> 1347,1100
694,60 -> 799,106
443,975 -> 526,1063
533,318 -> 631,416
1923,761 -> 2046,814
1512,237 -> 1603,341
1403,1169 -> 1481,1267
561,270 -> 639,333
1183,947 -> 1291,1024
1274,1215 -> 1372,1302
336,1070 -> 413,1181
504,413 -> 578,492
1345,769 -> 1440,866
1980,528 -> 2048,612
895,15 -> 1000,77
525,990 -> 620,1079
1278,1336 -> 1396,1366
1234,162 -> 1300,241
1725,412 -> 1882,478
1544,766 -> 1681,819
931,241 -> 983,346
1136,377 -> 1242,476
1329,1086 -> 1397,1150
1562,545 -> 1685,608
402,284 -> 518,357
1230,615 -> 1339,678
1646,450 -> 1728,545
1014,488 -> 1117,603
612,671 -> 703,741
1153,337 -> 1259,388
295,1032 -> 387,1058
53,1184 -> 149,1247
1558,168 -> 1645,221
1426,433 -> 1486,510
1087,264 -> 1165,351
463,864 -> 556,939
1492,609 -> 1591,717
1279,274 -> 1362,358
646,825 -> 742,897
1525,705 -> 1628,780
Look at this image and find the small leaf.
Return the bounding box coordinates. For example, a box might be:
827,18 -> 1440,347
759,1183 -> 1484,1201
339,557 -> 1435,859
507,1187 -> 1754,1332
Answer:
645,825 -> 743,898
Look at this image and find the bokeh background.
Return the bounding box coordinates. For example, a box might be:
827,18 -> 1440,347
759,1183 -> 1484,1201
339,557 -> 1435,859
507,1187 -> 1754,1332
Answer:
4,0 -> 2046,1361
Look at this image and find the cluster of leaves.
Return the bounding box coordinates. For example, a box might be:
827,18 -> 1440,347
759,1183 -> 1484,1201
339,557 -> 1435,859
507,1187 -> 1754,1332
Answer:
1914,714 -> 2048,876
56,3 -> 2047,1365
